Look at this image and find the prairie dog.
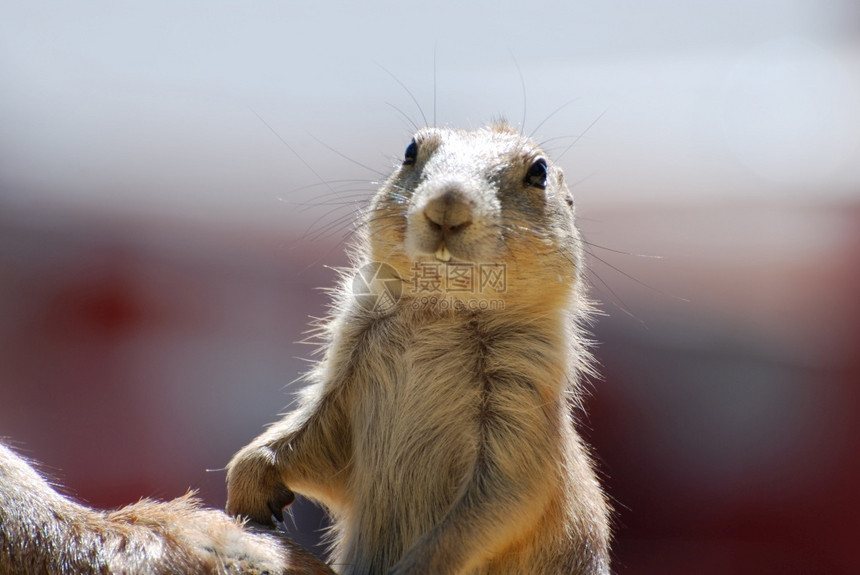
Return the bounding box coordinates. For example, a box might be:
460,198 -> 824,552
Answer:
226,123 -> 611,574
0,443 -> 334,574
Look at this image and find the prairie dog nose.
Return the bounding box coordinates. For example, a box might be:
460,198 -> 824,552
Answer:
423,189 -> 473,232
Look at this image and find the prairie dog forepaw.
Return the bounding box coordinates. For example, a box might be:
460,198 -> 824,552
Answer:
226,447 -> 293,525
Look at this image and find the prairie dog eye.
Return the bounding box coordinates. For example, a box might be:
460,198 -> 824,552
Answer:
525,158 -> 548,189
403,140 -> 418,166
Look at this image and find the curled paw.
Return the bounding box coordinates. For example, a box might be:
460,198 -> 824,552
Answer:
226,447 -> 295,525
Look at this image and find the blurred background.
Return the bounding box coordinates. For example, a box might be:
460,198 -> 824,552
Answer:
1,1 -> 859,573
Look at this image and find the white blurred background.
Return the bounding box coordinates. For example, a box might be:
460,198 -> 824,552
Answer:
2,2 -> 859,573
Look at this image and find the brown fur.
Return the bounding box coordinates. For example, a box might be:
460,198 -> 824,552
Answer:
227,124 -> 611,574
0,443 -> 334,575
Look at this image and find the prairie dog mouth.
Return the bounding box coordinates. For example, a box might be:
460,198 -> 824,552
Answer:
434,245 -> 452,262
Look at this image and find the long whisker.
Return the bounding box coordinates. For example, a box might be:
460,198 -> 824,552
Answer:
530,98 -> 581,139
509,51 -> 527,135
387,102 -> 420,133
377,64 -> 428,128
250,108 -> 338,199
582,238 -> 690,303
581,253 -> 647,327
433,43 -> 438,128
556,109 -> 609,162
309,133 -> 388,178
581,240 -> 665,260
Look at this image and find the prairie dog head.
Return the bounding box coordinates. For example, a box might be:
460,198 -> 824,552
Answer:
363,123 -> 585,311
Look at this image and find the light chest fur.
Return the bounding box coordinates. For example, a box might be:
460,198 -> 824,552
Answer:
337,306 -> 568,558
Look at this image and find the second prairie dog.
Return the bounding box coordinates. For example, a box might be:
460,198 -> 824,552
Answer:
226,123 -> 611,574
0,443 -> 334,575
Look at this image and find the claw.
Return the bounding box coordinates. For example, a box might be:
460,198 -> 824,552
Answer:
267,485 -> 295,523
